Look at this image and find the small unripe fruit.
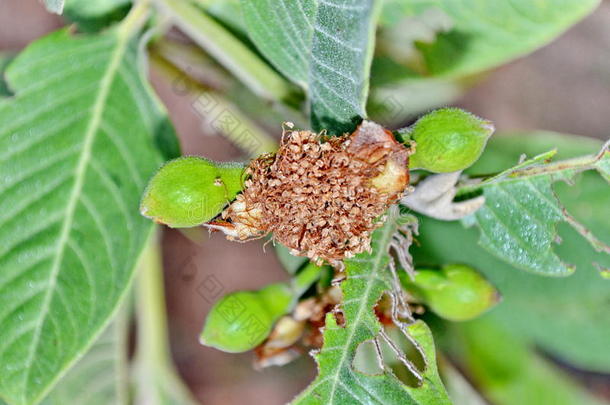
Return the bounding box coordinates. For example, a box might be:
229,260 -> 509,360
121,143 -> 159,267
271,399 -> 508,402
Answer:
200,283 -> 292,353
257,283 -> 293,315
403,264 -> 500,321
407,108 -> 494,173
140,156 -> 244,228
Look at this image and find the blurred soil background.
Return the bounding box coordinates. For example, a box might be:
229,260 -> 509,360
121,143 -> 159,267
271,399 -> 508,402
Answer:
1,0 -> 609,403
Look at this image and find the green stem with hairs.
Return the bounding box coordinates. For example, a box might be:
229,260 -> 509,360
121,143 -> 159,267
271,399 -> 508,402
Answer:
150,51 -> 278,157
153,0 -> 296,104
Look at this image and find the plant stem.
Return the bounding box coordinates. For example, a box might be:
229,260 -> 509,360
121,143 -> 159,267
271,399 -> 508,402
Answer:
135,231 -> 171,368
133,231 -> 198,405
150,51 -> 278,157
292,262 -> 323,299
120,0 -> 152,36
153,38 -> 232,91
457,146 -> 607,197
153,0 -> 296,103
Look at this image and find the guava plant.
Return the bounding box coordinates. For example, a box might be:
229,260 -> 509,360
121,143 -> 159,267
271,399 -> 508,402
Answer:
0,1 -> 609,405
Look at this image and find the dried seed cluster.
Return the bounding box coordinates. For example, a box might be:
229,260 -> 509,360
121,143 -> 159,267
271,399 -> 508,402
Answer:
221,121 -> 410,264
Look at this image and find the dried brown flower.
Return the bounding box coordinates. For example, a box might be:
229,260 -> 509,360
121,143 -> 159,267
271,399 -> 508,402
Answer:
213,121 -> 411,264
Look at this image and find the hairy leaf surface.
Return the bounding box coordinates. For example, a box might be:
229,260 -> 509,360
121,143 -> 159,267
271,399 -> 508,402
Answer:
241,0 -> 380,132
0,18 -> 178,405
415,133 -> 610,372
458,141 -> 609,276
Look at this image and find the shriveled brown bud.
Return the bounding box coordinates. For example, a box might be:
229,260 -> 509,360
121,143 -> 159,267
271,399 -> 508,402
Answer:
210,121 -> 412,264
253,316 -> 305,369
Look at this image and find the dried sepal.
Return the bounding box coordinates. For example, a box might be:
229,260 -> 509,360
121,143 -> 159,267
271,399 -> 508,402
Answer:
401,171 -> 485,220
253,316 -> 304,369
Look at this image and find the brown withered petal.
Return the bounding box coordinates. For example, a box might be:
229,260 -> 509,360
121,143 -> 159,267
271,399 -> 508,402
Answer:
221,121 -> 411,264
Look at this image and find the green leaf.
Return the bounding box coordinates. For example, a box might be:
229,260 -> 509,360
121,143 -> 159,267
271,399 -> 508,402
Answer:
41,305 -> 130,405
0,306 -> 130,405
466,174 -> 573,276
293,207 -> 450,404
447,319 -> 607,405
241,0 -> 381,132
41,0 -> 64,14
414,133 -> 610,372
457,141 -> 609,276
0,7 -> 178,404
63,0 -> 132,32
392,0 -> 600,78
